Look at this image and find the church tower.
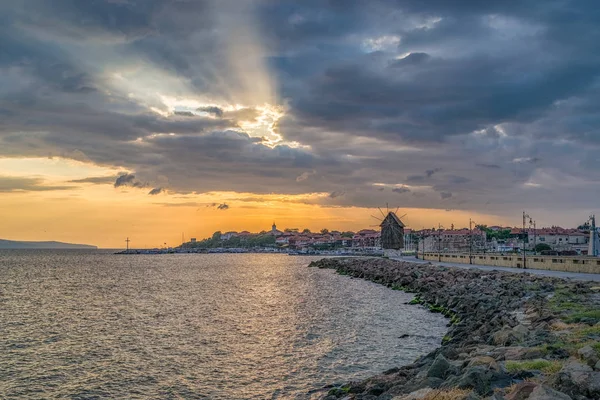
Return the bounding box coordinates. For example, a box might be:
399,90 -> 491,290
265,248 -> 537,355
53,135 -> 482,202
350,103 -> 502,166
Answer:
272,222 -> 277,233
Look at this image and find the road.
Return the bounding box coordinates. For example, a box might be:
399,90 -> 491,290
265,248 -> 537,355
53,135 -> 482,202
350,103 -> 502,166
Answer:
392,256 -> 600,282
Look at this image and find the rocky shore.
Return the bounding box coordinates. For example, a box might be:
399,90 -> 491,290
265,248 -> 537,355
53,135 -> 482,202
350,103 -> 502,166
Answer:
309,258 -> 600,400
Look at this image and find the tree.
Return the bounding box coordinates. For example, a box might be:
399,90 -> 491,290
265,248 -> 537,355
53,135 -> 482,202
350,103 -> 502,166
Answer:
302,228 -> 311,234
212,231 -> 222,241
535,243 -> 552,252
341,231 -> 354,238
577,223 -> 590,231
285,228 -> 299,233
320,228 -> 329,234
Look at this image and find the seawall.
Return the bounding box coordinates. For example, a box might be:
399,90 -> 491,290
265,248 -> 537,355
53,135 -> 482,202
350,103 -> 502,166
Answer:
420,253 -> 600,274
309,257 -> 600,400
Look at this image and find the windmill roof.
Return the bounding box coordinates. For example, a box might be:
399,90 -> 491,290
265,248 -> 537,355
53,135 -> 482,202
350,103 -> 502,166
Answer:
380,212 -> 405,228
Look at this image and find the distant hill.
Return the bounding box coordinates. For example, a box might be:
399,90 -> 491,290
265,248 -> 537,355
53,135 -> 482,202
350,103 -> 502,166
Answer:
0,239 -> 97,249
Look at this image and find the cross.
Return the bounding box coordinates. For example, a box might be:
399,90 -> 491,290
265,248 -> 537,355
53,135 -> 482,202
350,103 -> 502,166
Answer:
126,237 -> 130,251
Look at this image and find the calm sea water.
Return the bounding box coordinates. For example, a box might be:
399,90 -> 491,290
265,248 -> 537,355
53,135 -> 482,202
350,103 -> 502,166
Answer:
0,251 -> 447,399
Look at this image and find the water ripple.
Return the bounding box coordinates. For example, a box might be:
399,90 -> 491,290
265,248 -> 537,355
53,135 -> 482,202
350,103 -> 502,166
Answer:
0,251 -> 447,399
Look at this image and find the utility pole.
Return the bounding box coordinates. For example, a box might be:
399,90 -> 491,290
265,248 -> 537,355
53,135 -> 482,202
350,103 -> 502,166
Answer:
438,224 -> 443,262
531,219 -> 536,255
469,218 -> 473,265
125,237 -> 130,252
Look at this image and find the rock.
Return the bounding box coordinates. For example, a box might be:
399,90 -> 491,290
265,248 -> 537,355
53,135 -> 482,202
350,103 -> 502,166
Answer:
504,381 -> 537,400
457,366 -> 492,395
511,324 -> 529,341
468,356 -> 499,372
527,385 -> 572,400
366,383 -> 387,396
492,329 -> 516,346
595,360 -> 600,371
554,359 -> 598,399
502,346 -> 544,361
577,345 -> 600,368
391,388 -> 432,400
427,354 -> 452,379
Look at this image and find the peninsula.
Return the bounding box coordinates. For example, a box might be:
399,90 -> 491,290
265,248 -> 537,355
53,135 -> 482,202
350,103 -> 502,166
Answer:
0,239 -> 97,249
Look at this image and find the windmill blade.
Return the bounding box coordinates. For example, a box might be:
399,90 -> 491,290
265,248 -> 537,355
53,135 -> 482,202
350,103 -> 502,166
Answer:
394,207 -> 400,215
377,207 -> 386,218
371,214 -> 383,222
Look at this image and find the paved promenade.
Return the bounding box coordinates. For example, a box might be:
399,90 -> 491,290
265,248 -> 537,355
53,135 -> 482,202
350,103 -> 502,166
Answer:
392,255 -> 600,282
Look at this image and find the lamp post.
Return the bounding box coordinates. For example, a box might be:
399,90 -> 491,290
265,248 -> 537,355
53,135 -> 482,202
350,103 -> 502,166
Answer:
522,211 -> 530,269
437,224 -> 444,262
469,218 -> 474,265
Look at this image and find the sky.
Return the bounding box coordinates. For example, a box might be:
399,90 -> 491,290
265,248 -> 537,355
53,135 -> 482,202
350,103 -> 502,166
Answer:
1,0 -> 599,248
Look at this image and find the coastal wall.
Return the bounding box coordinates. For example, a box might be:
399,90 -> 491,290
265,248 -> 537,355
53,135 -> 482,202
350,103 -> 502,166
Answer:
420,252 -> 600,274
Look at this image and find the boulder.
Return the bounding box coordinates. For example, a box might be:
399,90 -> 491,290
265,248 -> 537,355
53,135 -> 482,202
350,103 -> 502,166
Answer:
391,388 -> 432,400
577,345 -> 600,368
492,329 -> 516,346
527,385 -> 572,400
502,346 -> 544,361
427,354 -> 452,379
554,359 -> 599,399
457,366 -> 492,395
511,324 -> 529,341
505,381 -> 537,400
467,356 -> 499,372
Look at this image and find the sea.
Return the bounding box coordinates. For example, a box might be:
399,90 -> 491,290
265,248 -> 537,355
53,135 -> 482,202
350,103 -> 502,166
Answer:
0,251 -> 448,399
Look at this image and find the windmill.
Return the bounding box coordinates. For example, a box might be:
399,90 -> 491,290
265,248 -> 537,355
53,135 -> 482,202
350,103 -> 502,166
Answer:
372,205 -> 406,250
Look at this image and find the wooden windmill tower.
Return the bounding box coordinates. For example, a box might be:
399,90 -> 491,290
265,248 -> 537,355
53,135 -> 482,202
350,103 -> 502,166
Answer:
373,206 -> 406,252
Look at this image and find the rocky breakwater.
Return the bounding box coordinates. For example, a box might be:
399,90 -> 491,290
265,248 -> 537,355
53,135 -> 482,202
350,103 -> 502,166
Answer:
309,258 -> 600,400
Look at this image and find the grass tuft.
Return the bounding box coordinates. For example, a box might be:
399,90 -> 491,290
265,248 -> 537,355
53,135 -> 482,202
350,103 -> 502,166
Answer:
505,359 -> 562,374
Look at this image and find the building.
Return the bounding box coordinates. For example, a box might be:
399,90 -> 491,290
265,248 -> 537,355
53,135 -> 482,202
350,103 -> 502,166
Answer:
270,222 -> 283,237
419,228 -> 486,253
190,238 -> 196,243
220,231 -> 238,240
526,227 -> 589,253
380,212 -> 405,250
352,229 -> 381,249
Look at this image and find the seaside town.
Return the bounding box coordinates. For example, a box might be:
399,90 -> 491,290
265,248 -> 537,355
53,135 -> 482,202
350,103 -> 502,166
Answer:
125,214 -> 600,258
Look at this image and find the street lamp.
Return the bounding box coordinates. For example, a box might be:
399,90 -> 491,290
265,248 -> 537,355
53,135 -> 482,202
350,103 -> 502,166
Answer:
522,211 -> 531,269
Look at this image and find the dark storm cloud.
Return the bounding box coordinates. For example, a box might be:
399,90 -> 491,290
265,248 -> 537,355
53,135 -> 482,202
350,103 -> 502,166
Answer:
114,173 -> 145,188
1,0 -> 600,221
197,106 -> 224,118
392,187 -> 410,194
148,187 -> 163,195
329,191 -> 345,198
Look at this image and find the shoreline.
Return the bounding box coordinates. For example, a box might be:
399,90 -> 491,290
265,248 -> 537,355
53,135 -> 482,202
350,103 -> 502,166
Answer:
309,258 -> 600,400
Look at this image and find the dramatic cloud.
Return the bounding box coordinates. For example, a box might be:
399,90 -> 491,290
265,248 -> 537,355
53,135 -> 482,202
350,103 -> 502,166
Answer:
70,176 -> 118,184
197,106 -> 224,118
148,187 -> 163,195
392,187 -> 410,194
114,174 -> 145,188
329,191 -> 345,198
1,0 -> 599,223
0,176 -> 72,192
